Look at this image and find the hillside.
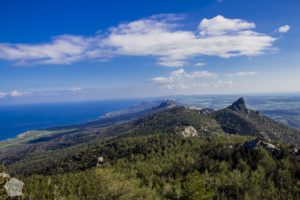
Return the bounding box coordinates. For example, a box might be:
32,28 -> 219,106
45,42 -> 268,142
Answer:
211,97 -> 300,145
1,98 -> 300,168
1,97 -> 300,199
3,134 -> 300,200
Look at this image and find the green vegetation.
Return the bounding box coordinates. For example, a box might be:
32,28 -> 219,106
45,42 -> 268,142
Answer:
0,166 -> 10,199
212,107 -> 300,145
8,133 -> 300,200
0,129 -> 75,149
2,99 -> 300,199
133,107 -> 223,136
2,99 -> 300,170
23,168 -> 158,200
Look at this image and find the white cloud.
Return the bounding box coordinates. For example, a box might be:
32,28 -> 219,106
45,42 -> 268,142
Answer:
199,15 -> 255,36
157,58 -> 186,67
69,87 -> 82,92
10,90 -> 24,97
0,90 -> 28,98
0,15 -> 276,67
278,25 -> 290,33
105,15 -> 275,66
194,62 -> 206,67
152,68 -> 218,90
226,71 -> 259,77
0,35 -> 99,65
0,88 -> 85,100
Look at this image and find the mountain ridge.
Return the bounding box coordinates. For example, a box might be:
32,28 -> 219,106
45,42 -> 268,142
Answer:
1,97 -> 300,200
1,97 -> 300,169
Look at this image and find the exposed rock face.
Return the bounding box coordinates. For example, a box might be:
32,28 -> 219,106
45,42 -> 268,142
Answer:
199,108 -> 215,114
292,148 -> 298,155
178,126 -> 198,138
4,178 -> 24,197
0,166 -> 24,198
228,97 -> 249,114
242,138 -> 281,156
0,172 -> 10,179
96,156 -> 104,167
157,100 -> 177,109
185,105 -> 202,111
212,97 -> 300,146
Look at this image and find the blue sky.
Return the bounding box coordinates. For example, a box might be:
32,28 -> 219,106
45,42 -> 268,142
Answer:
0,0 -> 300,104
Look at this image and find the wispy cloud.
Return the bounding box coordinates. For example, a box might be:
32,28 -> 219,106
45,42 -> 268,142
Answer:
0,88 -> 84,99
0,14 -> 277,67
277,25 -> 290,33
151,68 -> 219,90
226,71 -> 259,77
0,35 -> 99,65
194,62 -> 206,67
69,87 -> 82,92
0,90 -> 28,98
151,69 -> 261,91
10,90 -> 24,97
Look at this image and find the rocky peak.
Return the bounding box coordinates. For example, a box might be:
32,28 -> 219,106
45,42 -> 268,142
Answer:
157,100 -> 177,109
228,97 -> 249,113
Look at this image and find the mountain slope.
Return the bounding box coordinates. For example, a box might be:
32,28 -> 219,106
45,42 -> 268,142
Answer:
1,97 -> 300,199
0,100 -> 178,165
7,133 -> 300,200
211,97 -> 300,145
1,97 -> 300,173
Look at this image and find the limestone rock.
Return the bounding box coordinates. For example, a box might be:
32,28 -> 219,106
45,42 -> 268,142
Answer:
178,126 -> 198,138
4,177 -> 24,197
96,156 -> 104,167
242,138 -> 281,156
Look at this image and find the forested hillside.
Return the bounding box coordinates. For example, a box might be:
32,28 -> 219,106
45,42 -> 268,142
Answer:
5,134 -> 300,200
1,98 -> 300,199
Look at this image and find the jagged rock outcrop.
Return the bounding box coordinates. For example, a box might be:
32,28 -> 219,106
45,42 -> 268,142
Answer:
96,156 -> 104,167
211,97 -> 300,146
177,126 -> 198,137
157,100 -> 177,109
185,106 -> 201,111
228,97 -> 249,114
0,166 -> 24,199
199,108 -> 215,114
242,138 -> 281,156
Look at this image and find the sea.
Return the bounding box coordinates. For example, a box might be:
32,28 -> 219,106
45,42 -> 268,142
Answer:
0,99 -> 140,140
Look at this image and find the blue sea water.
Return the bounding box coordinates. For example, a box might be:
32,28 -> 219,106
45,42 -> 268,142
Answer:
0,99 -> 140,140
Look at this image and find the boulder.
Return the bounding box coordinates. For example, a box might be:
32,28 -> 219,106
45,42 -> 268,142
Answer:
4,178 -> 24,197
96,156 -> 104,167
